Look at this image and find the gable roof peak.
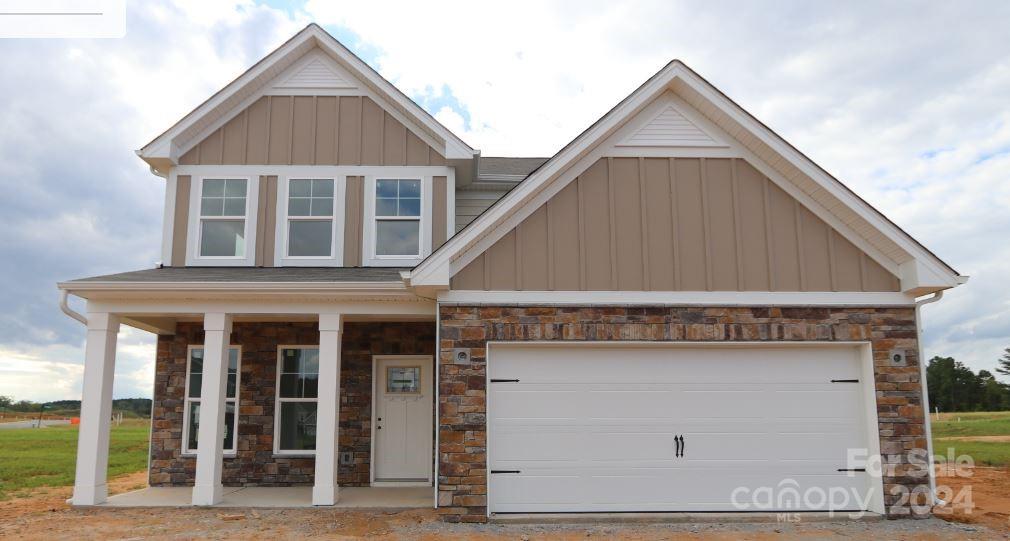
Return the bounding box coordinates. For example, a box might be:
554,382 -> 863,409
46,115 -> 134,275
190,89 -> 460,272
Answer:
137,23 -> 476,173
407,57 -> 965,294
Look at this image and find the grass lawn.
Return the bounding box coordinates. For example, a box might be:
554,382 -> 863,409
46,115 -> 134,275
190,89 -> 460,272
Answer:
0,419 -> 150,499
932,411 -> 1010,467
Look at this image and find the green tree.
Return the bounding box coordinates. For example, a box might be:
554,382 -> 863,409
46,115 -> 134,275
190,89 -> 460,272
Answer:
0,395 -> 12,409
927,356 -> 985,412
997,347 -> 1010,377
979,370 -> 1010,411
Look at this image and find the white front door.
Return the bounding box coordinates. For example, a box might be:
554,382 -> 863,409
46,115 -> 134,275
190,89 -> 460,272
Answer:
488,343 -> 881,514
373,355 -> 433,484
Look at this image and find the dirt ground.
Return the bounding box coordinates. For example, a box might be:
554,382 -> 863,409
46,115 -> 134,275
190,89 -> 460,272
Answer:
0,470 -> 1003,540
934,465 -> 1010,534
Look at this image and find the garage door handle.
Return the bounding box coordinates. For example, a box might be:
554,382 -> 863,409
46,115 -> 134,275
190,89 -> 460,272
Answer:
675,435 -> 684,457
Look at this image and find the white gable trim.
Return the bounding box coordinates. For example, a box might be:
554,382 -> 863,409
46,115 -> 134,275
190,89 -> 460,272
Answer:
269,49 -> 357,93
406,62 -> 965,294
442,92 -> 903,281
616,97 -> 726,148
175,61 -> 449,164
138,24 -> 475,170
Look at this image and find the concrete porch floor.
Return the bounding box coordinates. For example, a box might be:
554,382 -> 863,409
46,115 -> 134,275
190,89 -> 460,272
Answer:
99,486 -> 433,508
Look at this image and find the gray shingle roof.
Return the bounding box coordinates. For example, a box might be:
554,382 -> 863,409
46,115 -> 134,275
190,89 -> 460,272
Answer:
68,266 -> 408,283
477,157 -> 549,181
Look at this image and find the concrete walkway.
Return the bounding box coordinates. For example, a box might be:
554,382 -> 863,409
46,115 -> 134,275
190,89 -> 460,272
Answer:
100,486 -> 433,508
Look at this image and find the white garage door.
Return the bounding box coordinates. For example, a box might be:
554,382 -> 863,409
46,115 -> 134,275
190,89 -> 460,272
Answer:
488,344 -> 877,514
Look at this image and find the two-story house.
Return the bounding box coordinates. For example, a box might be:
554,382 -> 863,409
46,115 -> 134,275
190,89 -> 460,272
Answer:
59,24 -> 966,522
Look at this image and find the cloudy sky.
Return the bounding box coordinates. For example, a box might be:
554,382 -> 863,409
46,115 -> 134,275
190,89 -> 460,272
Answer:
1,1 -> 1008,402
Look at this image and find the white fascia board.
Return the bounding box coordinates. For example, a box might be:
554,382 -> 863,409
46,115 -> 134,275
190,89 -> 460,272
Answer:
138,30 -> 314,160
138,24 -> 476,165
82,298 -> 435,318
672,69 -> 964,289
57,280 -> 422,303
308,26 -> 476,158
438,290 -> 917,307
58,280 -> 408,293
407,64 -> 682,286
412,61 -> 964,293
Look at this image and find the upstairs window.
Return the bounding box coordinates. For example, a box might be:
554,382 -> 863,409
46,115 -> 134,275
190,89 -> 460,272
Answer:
183,346 -> 240,455
286,178 -> 335,257
374,178 -> 421,257
198,178 -> 248,258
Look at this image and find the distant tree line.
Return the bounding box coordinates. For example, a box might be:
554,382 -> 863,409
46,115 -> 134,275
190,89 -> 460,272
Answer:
0,396 -> 152,417
927,351 -> 1010,412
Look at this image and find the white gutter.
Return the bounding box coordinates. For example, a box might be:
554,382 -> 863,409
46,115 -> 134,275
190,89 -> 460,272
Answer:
148,164 -> 168,179
57,280 -> 409,292
914,290 -> 944,506
59,290 -> 87,325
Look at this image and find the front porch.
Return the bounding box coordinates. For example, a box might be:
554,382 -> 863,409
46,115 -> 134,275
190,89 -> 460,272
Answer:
59,272 -> 439,508
100,486 -> 433,508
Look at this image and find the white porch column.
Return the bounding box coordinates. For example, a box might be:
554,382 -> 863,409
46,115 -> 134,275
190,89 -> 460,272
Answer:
313,313 -> 343,505
72,313 -> 120,505
192,312 -> 232,506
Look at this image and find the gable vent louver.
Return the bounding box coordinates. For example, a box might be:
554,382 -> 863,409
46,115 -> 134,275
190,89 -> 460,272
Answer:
619,105 -> 723,147
275,57 -> 356,90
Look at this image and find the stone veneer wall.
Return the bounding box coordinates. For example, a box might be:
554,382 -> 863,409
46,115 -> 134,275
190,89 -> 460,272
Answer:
150,321 -> 435,487
437,306 -> 927,523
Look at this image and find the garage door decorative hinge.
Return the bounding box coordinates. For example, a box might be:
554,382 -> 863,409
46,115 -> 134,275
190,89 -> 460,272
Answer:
490,378 -> 520,383
490,470 -> 521,474
837,468 -> 866,472
830,379 -> 860,383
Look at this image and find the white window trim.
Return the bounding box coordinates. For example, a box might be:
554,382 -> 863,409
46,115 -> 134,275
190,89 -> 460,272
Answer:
186,176 -> 259,266
181,344 -> 241,457
275,176 -> 346,267
362,175 -> 433,267
274,345 -> 320,456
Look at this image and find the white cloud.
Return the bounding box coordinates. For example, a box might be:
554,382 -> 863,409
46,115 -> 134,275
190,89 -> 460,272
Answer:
0,326 -> 154,402
0,0 -> 1008,406
301,1 -> 1010,378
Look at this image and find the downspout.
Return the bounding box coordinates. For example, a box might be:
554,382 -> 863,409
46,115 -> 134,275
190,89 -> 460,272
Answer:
59,290 -> 88,325
433,299 -> 440,509
915,290 -> 944,506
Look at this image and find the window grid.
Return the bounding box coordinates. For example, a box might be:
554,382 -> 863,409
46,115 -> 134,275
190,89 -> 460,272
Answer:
275,346 -> 320,454
374,178 -> 422,257
198,178 -> 248,258
285,178 -> 335,258
183,346 -> 240,455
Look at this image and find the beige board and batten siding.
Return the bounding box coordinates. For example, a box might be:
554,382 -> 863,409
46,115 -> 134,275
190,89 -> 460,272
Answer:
432,176 -> 448,248
343,176 -> 364,266
171,175 -> 191,266
451,157 -> 900,292
173,173 -> 447,267
254,175 -> 279,266
179,95 -> 447,166
171,94 -> 451,266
